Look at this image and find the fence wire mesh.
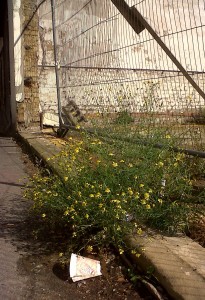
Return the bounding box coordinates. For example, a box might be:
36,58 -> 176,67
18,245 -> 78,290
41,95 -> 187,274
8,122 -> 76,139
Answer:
16,0 -> 205,152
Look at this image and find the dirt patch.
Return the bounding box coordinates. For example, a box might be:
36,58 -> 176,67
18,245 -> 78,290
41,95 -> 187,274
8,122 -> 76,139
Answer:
188,215 -> 205,247
16,250 -> 152,300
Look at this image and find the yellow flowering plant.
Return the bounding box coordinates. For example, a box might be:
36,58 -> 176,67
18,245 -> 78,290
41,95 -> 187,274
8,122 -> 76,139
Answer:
24,130 -> 205,253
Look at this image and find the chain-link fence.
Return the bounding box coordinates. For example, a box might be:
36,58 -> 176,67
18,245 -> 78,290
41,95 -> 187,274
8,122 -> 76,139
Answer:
15,0 -> 205,154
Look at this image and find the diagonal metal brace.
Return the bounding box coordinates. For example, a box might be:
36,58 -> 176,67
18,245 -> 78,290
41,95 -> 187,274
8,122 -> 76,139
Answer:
111,0 -> 145,34
111,0 -> 205,101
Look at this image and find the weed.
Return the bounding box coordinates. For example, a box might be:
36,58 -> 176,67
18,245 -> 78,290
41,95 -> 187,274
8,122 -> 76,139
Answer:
114,110 -> 134,125
24,130 -> 205,253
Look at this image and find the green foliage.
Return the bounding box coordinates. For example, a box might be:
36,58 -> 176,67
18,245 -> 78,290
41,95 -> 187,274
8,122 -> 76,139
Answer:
191,107 -> 205,124
24,131 -> 204,253
114,110 -> 134,125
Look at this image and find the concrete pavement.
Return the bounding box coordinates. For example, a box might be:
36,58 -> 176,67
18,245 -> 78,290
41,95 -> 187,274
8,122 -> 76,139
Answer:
0,137 -> 28,299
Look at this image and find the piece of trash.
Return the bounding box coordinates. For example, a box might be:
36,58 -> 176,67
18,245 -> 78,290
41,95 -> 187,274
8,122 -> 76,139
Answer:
161,179 -> 166,187
69,253 -> 102,282
125,213 -> 134,222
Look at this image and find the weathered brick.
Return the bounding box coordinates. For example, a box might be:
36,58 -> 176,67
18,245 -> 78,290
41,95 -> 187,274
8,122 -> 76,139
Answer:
18,0 -> 40,127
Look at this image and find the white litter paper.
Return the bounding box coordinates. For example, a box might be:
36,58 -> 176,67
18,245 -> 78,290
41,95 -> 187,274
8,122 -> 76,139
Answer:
70,253 -> 102,282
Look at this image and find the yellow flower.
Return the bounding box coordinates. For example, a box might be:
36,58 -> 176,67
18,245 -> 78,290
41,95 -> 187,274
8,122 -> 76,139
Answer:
111,199 -> 120,203
144,192 -> 150,200
128,190 -> 133,196
85,214 -> 89,219
176,153 -> 185,161
64,177 -> 68,182
135,253 -> 141,258
72,232 -> 77,237
146,204 -> 151,209
89,194 -> 94,198
99,203 -> 103,208
42,213 -> 46,218
105,188 -> 111,193
120,160 -> 125,163
128,163 -> 133,167
158,198 -> 163,204
139,184 -> 144,188
137,228 -> 143,235
64,210 -> 69,216
97,160 -> 101,164
109,153 -> 114,156
86,245 -> 93,253
76,125 -> 81,129
59,252 -> 63,257
119,248 -> 124,255
165,134 -> 171,139
112,162 -> 118,167
158,161 -> 164,167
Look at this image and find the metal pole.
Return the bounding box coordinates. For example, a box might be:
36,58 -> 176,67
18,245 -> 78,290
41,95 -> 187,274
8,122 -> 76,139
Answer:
51,0 -> 63,127
61,123 -> 205,158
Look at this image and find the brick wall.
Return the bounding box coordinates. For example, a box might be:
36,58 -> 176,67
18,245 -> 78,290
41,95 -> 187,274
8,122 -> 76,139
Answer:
37,0 -> 205,124
38,66 -> 205,119
16,0 -> 40,127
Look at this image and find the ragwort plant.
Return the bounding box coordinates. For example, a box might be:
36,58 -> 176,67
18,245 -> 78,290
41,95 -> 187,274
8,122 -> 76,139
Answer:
25,131 -> 201,254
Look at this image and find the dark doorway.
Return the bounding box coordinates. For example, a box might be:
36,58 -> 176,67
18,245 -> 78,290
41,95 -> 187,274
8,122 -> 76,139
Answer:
0,1 -> 15,135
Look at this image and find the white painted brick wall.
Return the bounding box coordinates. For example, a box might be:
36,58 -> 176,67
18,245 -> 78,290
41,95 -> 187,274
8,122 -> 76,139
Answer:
37,0 -> 205,120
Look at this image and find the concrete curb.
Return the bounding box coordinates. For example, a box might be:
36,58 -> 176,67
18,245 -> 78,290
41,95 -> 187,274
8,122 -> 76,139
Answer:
18,131 -> 205,300
128,234 -> 205,300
